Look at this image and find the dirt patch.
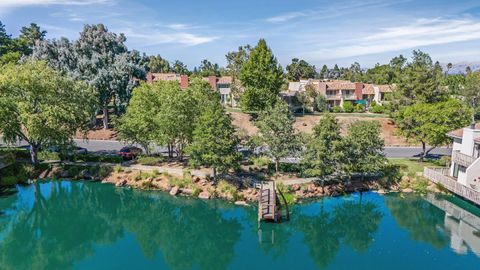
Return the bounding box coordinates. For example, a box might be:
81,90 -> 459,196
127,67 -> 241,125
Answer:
230,112 -> 411,146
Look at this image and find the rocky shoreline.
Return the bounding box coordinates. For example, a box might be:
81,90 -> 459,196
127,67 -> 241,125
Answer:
37,164 -> 448,205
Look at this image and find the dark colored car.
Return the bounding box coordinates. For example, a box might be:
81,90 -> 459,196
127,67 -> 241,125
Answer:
118,146 -> 143,160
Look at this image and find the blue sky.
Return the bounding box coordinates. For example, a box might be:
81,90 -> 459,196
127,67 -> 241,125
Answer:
2,0 -> 480,69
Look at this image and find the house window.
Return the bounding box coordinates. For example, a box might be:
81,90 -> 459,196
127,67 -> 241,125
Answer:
453,163 -> 466,178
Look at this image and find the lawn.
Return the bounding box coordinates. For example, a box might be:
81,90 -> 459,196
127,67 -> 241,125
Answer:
388,158 -> 442,176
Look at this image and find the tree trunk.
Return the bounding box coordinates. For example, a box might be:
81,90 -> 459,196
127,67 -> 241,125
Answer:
420,141 -> 426,162
30,144 -> 39,165
102,106 -> 109,130
275,159 -> 279,173
213,167 -> 217,182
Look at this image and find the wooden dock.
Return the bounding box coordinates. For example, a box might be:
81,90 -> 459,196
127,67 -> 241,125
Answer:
256,181 -> 289,223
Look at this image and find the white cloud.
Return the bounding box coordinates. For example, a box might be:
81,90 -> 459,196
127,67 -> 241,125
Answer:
119,28 -> 218,47
265,12 -> 307,23
0,0 -> 112,9
310,17 -> 480,60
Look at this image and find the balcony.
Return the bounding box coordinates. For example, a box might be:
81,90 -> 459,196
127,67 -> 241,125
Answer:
341,94 -> 357,100
326,94 -> 341,100
423,167 -> 480,205
452,150 -> 476,168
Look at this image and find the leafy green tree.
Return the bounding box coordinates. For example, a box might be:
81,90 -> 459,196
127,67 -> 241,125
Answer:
286,58 -> 316,81
155,81 -> 195,159
0,21 -> 12,56
396,99 -> 472,160
172,60 -> 189,74
196,59 -> 220,77
301,114 -> 342,179
256,101 -> 299,173
0,61 -> 96,164
443,74 -> 465,95
17,23 -> 47,55
187,101 -> 241,180
462,70 -> 480,123
339,121 -> 386,179
116,83 -> 160,154
31,24 -> 143,129
239,39 -> 284,112
225,45 -> 251,78
342,101 -> 354,113
395,50 -> 447,106
319,65 -> 329,79
148,55 -> 171,73
314,95 -> 328,112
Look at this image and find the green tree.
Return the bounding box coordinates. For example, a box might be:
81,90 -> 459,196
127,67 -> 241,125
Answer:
148,55 -> 171,73
172,60 -> 189,74
239,39 -> 284,112
187,101 -> 241,181
462,70 -> 480,124
319,65 -> 329,79
339,121 -> 386,179
197,59 -> 221,77
301,114 -> 342,179
396,99 -> 472,160
0,21 -> 12,56
286,58 -> 316,81
0,61 -> 96,164
256,101 -> 299,173
116,83 -> 160,155
225,45 -> 251,78
17,23 -> 47,55
314,95 -> 328,112
395,50 -> 447,106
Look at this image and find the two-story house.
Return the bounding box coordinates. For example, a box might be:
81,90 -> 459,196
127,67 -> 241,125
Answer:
424,124 -> 480,205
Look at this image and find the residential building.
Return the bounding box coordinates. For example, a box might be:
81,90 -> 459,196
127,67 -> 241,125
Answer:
146,73 -> 189,89
286,79 -> 392,108
423,124 -> 480,205
145,72 -> 236,106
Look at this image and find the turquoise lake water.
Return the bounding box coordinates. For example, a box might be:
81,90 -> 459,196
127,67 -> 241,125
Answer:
0,180 -> 479,270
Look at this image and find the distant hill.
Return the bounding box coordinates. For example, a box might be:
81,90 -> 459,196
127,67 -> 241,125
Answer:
441,62 -> 480,75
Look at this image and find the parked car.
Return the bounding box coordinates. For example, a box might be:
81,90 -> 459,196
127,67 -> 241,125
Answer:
118,146 -> 143,160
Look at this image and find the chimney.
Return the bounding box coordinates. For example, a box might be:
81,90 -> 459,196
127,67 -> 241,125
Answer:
355,82 -> 364,100
180,75 -> 189,89
208,76 -> 217,90
146,72 -> 154,84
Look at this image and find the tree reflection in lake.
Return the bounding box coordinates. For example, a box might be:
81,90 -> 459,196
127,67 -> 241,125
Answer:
0,181 -> 242,270
294,193 -> 383,268
385,193 -> 449,249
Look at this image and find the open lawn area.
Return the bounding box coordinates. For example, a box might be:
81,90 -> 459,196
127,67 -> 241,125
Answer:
388,158 -> 445,176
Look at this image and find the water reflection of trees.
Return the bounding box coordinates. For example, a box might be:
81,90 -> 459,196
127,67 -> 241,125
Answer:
294,194 -> 383,268
0,181 -> 242,270
385,194 -> 449,249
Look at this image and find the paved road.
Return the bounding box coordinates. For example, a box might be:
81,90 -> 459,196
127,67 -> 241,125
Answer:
72,139 -> 452,158
2,138 -> 452,158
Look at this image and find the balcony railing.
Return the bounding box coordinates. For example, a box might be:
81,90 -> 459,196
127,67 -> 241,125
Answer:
326,94 -> 341,100
341,94 -> 357,100
423,167 -> 480,205
452,150 -> 476,168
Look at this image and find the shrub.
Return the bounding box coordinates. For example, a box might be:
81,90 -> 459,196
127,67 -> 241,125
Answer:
342,101 -> 354,113
0,176 -> 19,187
98,165 -> 112,178
332,105 -> 343,113
113,165 -> 124,173
38,151 -> 60,161
276,182 -> 295,205
136,156 -> 164,166
250,156 -> 271,167
412,178 -> 429,193
217,180 -> 238,201
354,103 -> 365,113
436,156 -> 451,167
370,104 -> 385,114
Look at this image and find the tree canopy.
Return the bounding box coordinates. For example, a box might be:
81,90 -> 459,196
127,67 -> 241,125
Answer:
395,99 -> 472,160
286,58 -> 316,81
239,39 -> 284,112
255,100 -> 299,173
0,61 -> 96,164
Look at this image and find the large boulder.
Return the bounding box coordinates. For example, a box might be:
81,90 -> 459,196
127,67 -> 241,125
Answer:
402,188 -> 413,193
198,191 -> 211,200
115,179 -> 127,187
170,186 -> 180,196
